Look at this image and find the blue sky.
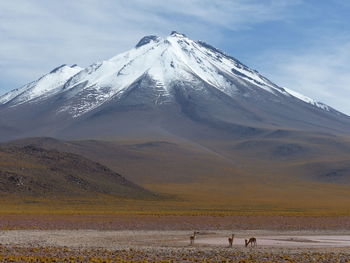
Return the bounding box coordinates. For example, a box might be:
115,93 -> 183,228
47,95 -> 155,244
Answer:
1,0 -> 349,114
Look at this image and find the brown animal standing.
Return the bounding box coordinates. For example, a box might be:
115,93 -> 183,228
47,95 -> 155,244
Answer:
228,234 -> 235,247
190,231 -> 199,246
245,237 -> 257,247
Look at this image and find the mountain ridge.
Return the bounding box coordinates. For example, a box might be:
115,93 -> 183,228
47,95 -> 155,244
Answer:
0,32 -> 349,142
0,32 -> 337,114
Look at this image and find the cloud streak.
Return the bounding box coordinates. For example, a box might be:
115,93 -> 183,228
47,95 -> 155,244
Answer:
0,0 -> 301,87
256,36 -> 350,115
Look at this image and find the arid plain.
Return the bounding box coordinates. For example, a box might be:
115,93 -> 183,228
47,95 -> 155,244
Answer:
1,136 -> 350,262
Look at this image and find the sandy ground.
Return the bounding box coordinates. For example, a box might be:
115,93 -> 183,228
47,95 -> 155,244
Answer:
1,230 -> 350,250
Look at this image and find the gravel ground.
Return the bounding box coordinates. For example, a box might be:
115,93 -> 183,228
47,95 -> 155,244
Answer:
1,229 -> 350,249
0,230 -> 349,262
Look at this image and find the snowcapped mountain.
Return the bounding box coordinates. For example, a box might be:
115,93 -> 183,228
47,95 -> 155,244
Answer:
0,31 -> 349,141
1,32 -> 330,115
0,64 -> 82,106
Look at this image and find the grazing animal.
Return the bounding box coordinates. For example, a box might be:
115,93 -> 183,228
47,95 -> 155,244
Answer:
190,231 -> 199,246
245,237 -> 257,247
228,234 -> 235,247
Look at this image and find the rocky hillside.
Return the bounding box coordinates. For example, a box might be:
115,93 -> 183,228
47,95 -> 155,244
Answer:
0,145 -> 157,199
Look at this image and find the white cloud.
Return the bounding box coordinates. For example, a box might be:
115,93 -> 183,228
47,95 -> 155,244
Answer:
257,39 -> 350,115
128,0 -> 300,29
0,0 -> 302,92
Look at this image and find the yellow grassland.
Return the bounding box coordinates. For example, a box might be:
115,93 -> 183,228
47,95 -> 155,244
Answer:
1,178 -> 350,217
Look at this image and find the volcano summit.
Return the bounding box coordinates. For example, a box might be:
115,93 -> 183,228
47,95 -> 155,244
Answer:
0,32 -> 349,141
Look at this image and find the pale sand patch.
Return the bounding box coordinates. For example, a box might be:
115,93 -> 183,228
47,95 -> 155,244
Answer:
0,230 -> 350,249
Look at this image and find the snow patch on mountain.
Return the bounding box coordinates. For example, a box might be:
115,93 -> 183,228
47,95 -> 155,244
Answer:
283,87 -> 330,111
0,32 -> 333,117
0,65 -> 82,106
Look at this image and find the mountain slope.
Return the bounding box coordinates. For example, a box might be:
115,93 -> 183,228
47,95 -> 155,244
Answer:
0,32 -> 349,142
5,136 -> 350,213
0,144 -> 157,199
